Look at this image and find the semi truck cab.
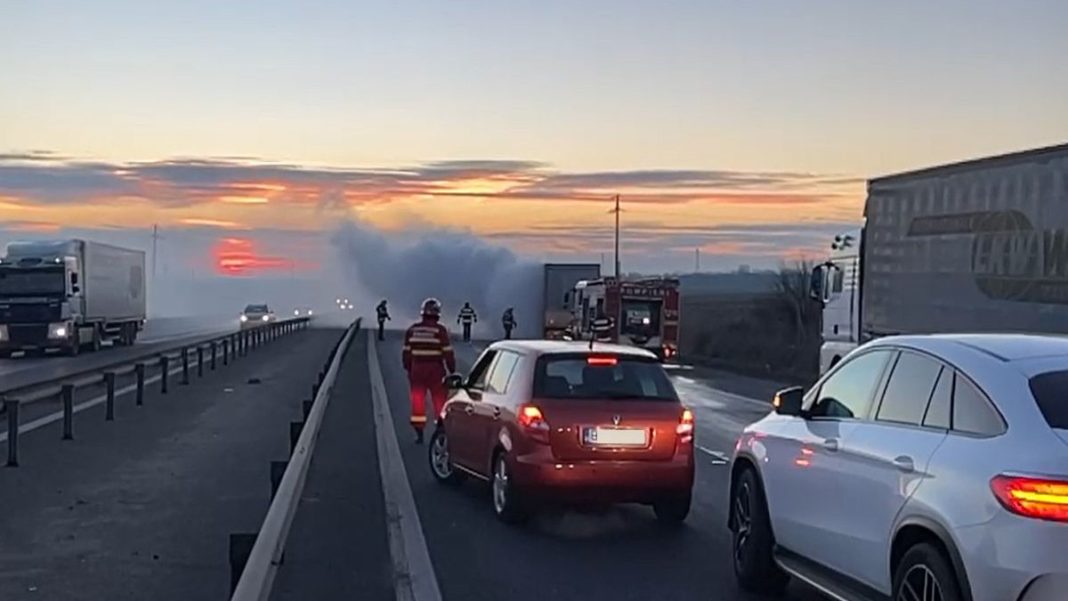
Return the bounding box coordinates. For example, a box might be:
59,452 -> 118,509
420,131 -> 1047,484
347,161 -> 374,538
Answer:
810,228 -> 862,374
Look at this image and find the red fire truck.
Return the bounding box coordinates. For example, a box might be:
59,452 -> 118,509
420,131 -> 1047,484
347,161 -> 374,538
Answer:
567,277 -> 680,361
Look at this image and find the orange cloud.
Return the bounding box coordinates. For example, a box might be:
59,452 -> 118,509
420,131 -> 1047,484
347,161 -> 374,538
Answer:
212,236 -> 316,276
179,217 -> 249,230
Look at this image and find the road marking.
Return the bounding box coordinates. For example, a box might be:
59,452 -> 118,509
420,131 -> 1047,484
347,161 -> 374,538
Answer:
697,446 -> 731,465
368,334 -> 443,601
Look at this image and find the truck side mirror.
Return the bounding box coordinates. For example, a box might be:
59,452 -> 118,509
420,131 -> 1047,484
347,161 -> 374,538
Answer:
808,266 -> 824,301
71,273 -> 80,294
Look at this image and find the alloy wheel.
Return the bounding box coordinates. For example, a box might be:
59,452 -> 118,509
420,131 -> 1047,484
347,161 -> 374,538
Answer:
898,564 -> 944,601
493,456 -> 509,514
733,481 -> 752,565
430,432 -> 453,479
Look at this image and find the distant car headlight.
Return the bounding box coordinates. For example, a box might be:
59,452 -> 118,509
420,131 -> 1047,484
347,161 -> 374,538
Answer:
48,322 -> 68,339
642,317 -> 651,325
240,315 -> 248,322
308,309 -> 313,316
294,309 -> 300,316
262,315 -> 270,322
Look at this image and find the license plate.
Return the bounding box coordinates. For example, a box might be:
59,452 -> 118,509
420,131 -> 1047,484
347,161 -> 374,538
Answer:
583,427 -> 647,447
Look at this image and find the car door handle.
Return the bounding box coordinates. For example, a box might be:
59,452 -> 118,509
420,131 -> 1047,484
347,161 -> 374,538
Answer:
893,455 -> 915,473
822,438 -> 839,452
464,405 -> 474,415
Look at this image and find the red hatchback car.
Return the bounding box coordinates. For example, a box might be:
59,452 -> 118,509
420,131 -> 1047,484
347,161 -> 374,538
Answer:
428,340 -> 695,524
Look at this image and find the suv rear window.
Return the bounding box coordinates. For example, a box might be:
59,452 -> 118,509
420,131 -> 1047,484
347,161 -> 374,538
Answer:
1028,370 -> 1068,429
533,353 -> 678,401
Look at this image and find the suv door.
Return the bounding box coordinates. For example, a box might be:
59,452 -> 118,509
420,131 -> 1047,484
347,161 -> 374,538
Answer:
831,350 -> 949,592
447,349 -> 497,471
763,349 -> 893,567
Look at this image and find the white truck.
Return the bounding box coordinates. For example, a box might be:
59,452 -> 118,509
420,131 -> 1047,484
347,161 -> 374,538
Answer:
0,239 -> 147,357
812,142 -> 1068,374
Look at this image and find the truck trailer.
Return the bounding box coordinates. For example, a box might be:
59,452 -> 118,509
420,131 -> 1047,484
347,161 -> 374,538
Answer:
542,262 -> 601,339
812,142 -> 1068,374
0,239 -> 147,357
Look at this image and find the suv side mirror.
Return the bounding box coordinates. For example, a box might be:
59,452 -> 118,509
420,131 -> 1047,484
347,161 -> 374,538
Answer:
443,373 -> 465,390
773,386 -> 805,416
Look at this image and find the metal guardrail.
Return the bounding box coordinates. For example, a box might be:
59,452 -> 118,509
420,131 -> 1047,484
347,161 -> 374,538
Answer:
2,317 -> 313,468
229,318 -> 362,601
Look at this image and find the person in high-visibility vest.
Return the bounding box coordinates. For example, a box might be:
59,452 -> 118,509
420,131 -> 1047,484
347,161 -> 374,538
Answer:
402,298 -> 456,444
501,307 -> 517,340
375,300 -> 391,341
457,302 -> 478,342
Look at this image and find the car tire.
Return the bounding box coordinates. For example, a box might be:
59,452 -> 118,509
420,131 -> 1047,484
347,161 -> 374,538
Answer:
653,493 -> 691,526
893,543 -> 963,601
491,452 -> 527,524
428,428 -> 464,486
731,468 -> 788,595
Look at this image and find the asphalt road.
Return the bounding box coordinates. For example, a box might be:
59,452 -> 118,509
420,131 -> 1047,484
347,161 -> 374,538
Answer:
374,331 -> 826,601
0,315 -> 239,386
0,327 -> 343,601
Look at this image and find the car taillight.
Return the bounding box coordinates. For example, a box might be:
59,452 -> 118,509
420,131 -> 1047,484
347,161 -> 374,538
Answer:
990,474 -> 1068,523
676,408 -> 694,443
518,404 -> 550,444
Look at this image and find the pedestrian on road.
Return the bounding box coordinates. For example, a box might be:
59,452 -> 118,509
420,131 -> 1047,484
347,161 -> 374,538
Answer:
376,299 -> 391,341
457,302 -> 478,342
402,298 -> 456,444
501,307 -> 516,340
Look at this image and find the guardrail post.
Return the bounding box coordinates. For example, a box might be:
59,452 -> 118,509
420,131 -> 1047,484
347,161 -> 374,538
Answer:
289,421 -> 303,455
181,348 -> 190,385
211,342 -> 217,371
270,460 -> 287,499
104,372 -> 116,421
62,384 -> 74,440
136,363 -> 145,406
223,339 -> 230,365
5,398 -> 19,467
197,346 -> 204,378
160,356 -> 169,394
229,533 -> 257,595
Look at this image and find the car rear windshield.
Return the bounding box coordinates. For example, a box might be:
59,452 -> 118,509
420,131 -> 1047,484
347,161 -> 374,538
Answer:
1028,370 -> 1068,429
533,353 -> 678,401
244,304 -> 268,313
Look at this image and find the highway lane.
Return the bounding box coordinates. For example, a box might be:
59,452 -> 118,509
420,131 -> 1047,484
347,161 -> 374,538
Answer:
375,332 -> 823,601
0,327 -> 343,601
0,315 -> 239,383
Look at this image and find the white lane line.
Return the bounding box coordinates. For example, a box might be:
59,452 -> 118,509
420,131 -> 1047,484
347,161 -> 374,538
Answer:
0,365 -> 184,443
697,446 -> 731,465
368,334 -> 443,601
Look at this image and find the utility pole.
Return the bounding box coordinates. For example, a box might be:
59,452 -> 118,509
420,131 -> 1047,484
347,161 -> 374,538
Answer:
612,194 -> 621,278
695,248 -> 700,272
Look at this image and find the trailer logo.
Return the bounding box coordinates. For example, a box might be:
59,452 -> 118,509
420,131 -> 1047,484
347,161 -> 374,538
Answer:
908,209 -> 1068,305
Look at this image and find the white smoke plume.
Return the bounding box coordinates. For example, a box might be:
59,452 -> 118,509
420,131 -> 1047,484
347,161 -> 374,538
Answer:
330,218 -> 543,339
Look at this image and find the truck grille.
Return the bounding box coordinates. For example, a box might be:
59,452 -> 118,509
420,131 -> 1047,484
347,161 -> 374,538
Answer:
0,304 -> 61,323
8,325 -> 48,345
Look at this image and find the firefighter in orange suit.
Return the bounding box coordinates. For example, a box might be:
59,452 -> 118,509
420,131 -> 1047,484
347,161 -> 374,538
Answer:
402,298 -> 456,444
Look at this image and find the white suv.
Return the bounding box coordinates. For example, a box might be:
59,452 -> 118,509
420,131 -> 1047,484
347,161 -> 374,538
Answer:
728,334 -> 1068,601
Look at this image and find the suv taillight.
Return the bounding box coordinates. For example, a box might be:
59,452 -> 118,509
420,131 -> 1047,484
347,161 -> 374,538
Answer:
518,404 -> 550,444
990,474 -> 1068,523
676,408 -> 694,444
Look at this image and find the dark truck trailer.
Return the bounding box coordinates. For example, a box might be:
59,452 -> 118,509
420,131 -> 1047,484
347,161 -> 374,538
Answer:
542,263 -> 601,339
0,239 -> 147,357
812,142 -> 1068,373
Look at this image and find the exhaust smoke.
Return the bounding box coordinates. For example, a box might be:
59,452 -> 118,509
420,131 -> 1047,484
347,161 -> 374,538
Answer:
331,219 -> 542,339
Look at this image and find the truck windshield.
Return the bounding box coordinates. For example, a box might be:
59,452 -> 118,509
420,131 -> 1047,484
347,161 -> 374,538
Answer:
533,354 -> 678,401
0,268 -> 66,296
621,299 -> 661,338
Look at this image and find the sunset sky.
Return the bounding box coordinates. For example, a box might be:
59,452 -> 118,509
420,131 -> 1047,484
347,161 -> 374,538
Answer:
2,0 -> 1066,276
